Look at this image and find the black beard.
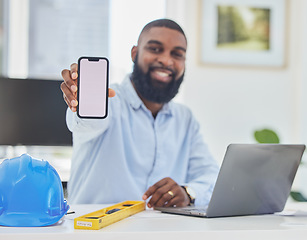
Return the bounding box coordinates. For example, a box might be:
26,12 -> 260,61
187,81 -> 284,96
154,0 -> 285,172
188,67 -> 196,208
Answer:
131,57 -> 184,104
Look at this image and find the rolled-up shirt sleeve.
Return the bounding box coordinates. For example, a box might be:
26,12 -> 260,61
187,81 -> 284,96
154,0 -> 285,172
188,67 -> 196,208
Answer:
66,108 -> 111,144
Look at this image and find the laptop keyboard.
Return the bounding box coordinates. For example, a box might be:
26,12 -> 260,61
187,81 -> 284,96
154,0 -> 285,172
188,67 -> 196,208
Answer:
184,208 -> 207,213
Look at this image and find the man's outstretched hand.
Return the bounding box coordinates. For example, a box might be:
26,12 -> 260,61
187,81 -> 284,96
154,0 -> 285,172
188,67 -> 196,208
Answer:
60,63 -> 115,112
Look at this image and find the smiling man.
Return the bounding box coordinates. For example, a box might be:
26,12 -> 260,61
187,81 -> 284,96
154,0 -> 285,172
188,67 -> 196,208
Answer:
61,19 -> 219,208
131,25 -> 186,109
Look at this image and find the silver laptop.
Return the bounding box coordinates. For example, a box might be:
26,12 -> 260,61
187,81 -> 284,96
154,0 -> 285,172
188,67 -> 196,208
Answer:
155,144 -> 305,218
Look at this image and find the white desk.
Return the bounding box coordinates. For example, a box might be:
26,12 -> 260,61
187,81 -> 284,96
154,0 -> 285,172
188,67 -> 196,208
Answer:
1,202 -> 307,240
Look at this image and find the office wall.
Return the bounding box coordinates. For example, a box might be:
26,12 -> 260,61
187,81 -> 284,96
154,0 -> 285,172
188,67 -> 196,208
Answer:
168,0 -> 307,163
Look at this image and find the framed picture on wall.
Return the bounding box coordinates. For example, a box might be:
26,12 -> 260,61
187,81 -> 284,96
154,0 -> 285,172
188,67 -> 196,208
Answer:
200,0 -> 286,67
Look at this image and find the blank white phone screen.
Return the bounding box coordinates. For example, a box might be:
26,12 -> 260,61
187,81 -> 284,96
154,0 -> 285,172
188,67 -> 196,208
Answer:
78,58 -> 108,118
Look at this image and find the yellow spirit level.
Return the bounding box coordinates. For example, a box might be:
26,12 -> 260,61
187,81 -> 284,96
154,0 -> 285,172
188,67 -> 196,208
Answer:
74,200 -> 145,230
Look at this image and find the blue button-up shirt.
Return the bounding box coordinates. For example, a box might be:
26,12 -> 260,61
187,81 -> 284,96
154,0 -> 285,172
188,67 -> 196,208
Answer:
66,75 -> 219,206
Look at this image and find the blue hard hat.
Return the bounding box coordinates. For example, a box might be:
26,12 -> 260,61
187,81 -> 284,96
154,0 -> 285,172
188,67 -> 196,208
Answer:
0,154 -> 69,227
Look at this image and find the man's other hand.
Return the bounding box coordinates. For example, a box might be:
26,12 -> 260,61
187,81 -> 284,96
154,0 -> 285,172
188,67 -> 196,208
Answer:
142,177 -> 190,208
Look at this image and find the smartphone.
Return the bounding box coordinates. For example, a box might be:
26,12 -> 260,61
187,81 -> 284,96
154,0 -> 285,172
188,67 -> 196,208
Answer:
77,56 -> 109,118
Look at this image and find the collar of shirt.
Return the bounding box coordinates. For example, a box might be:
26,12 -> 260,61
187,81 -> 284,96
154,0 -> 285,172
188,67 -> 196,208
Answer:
121,74 -> 173,117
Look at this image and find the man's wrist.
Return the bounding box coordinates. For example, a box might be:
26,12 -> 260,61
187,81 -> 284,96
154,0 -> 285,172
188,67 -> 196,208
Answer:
181,186 -> 196,206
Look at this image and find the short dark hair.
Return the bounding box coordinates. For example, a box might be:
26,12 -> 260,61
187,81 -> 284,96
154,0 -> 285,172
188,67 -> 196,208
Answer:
139,18 -> 187,43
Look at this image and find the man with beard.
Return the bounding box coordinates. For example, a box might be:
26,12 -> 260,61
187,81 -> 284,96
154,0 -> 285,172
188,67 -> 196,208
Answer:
61,19 -> 219,208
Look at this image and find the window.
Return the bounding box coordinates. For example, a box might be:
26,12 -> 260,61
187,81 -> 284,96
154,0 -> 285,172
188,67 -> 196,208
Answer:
0,0 -> 4,74
1,0 -> 166,81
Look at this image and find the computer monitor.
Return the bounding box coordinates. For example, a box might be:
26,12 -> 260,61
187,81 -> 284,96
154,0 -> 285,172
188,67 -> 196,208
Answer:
0,77 -> 72,146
